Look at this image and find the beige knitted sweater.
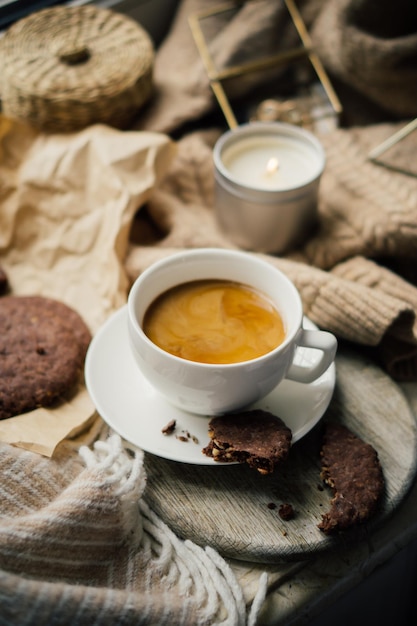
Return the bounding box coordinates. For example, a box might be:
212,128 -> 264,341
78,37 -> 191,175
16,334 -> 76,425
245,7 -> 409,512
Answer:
1,1 -> 417,624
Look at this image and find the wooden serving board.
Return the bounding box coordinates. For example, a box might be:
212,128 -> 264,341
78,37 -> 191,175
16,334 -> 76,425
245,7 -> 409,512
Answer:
143,347 -> 417,562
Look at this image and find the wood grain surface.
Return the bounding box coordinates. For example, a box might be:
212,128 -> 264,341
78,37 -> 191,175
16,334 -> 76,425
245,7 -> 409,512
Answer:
143,346 -> 417,562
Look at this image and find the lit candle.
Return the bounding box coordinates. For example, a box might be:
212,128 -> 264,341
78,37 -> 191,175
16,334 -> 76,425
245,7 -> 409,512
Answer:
220,134 -> 321,190
213,122 -> 325,253
265,157 -> 280,176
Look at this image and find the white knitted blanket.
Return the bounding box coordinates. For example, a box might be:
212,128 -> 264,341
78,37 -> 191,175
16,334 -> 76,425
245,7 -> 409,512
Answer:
0,432 -> 267,625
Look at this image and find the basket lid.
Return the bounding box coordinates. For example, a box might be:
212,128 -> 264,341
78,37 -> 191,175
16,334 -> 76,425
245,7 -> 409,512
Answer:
1,5 -> 155,131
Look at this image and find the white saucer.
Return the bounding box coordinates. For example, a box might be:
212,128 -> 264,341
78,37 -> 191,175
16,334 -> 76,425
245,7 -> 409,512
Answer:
85,306 -> 336,465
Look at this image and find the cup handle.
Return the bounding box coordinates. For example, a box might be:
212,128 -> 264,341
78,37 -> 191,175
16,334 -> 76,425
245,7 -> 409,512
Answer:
285,329 -> 337,384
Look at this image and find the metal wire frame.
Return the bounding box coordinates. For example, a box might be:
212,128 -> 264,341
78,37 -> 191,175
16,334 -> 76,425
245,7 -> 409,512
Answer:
188,0 -> 342,129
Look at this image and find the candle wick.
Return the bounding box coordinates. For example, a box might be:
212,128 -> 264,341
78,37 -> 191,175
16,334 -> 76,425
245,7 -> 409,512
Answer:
265,157 -> 279,176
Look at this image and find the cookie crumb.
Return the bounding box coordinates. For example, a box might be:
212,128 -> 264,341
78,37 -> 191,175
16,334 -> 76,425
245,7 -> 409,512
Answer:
279,503 -> 295,520
161,419 -> 176,435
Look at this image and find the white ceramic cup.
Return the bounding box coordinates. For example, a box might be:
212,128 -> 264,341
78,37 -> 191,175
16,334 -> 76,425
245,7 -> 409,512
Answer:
127,248 -> 337,415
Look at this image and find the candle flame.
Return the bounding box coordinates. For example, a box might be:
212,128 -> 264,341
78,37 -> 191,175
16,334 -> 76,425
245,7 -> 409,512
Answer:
265,157 -> 279,175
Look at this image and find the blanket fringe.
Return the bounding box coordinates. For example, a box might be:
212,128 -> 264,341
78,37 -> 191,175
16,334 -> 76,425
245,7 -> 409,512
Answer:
81,434 -> 268,625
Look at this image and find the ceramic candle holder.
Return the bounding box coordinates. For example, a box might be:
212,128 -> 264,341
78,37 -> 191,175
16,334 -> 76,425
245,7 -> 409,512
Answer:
213,121 -> 325,254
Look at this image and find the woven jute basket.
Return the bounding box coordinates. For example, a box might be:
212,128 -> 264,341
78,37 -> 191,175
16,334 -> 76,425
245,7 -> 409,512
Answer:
0,5 -> 155,132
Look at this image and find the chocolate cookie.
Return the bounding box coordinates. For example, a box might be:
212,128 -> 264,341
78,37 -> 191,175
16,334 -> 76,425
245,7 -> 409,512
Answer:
202,409 -> 292,474
37,297 -> 92,358
0,296 -> 92,420
318,422 -> 385,535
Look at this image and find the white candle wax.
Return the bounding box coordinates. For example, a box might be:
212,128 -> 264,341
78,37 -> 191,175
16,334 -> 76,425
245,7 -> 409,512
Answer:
221,135 -> 320,191
213,122 -> 325,253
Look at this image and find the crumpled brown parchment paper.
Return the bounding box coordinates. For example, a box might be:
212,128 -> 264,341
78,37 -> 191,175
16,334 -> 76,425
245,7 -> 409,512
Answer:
0,115 -> 176,455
